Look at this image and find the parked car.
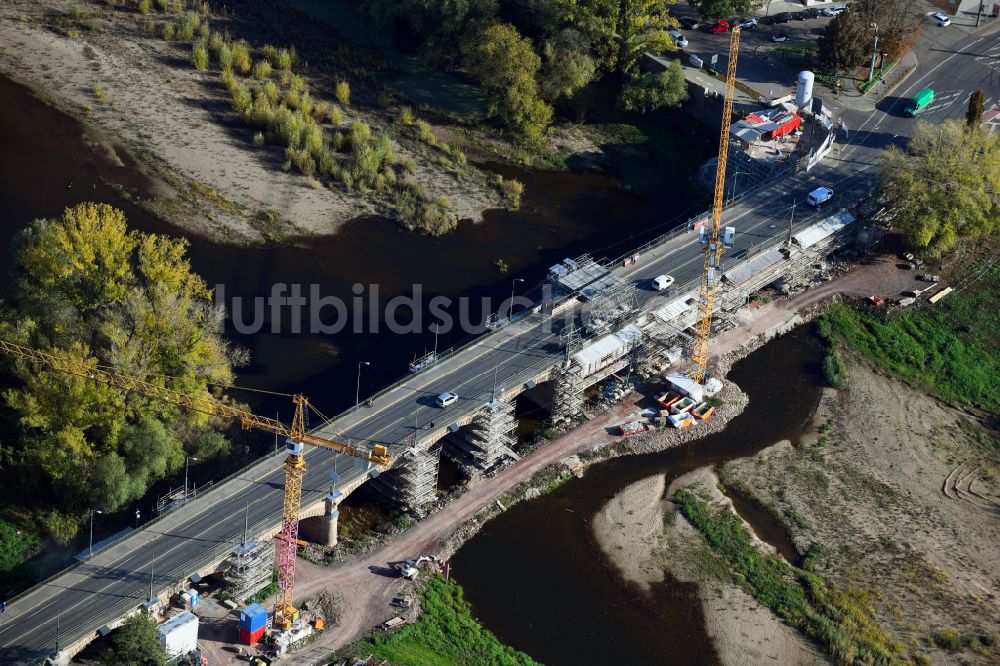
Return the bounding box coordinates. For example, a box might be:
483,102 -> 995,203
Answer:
773,12 -> 793,23
738,17 -> 757,28
801,8 -> 822,18
708,19 -> 729,32
435,392 -> 458,408
652,274 -> 675,291
926,11 -> 951,26
806,186 -> 834,206
679,16 -> 702,30
919,274 -> 941,283
669,28 -> 689,47
822,4 -> 846,16
771,31 -> 789,42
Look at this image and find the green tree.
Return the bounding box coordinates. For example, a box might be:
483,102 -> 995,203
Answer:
461,22 -> 553,145
559,0 -> 675,76
619,60 -> 687,112
99,613 -> 166,666
538,29 -> 596,101
967,88 -> 985,128
688,0 -> 753,19
2,203 -> 238,518
0,520 -> 40,574
818,11 -> 868,74
881,120 -> 1000,254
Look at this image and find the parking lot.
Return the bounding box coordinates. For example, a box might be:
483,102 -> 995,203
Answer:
669,5 -> 840,98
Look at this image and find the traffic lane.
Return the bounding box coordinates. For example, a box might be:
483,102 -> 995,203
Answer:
0,460 -> 289,657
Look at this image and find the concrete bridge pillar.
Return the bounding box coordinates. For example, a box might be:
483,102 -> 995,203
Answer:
299,492 -> 342,547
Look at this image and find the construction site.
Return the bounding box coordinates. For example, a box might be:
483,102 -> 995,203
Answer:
0,21 -> 922,666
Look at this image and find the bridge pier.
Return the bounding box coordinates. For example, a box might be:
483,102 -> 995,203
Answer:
372,447 -> 440,510
299,493 -> 342,547
552,364 -> 585,424
463,397 -> 519,469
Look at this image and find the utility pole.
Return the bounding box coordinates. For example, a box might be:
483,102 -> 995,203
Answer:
508,278 -> 524,321
88,509 -> 102,559
242,500 -> 249,547
977,1 -> 984,27
433,323 -> 439,359
787,202 -> 796,246
867,23 -> 879,83
356,361 -> 370,408
148,554 -> 155,602
274,411 -> 279,452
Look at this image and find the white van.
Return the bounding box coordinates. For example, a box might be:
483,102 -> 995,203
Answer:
652,275 -> 675,291
807,187 -> 834,206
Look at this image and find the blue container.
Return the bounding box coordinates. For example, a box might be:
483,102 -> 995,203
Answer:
240,603 -> 268,632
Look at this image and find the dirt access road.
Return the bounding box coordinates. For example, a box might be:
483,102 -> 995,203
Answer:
196,256 -> 919,665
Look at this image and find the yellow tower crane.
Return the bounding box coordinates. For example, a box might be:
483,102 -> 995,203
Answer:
0,339 -> 391,629
690,26 -> 741,384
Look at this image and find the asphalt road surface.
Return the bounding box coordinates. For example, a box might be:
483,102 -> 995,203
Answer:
1,22 -> 997,666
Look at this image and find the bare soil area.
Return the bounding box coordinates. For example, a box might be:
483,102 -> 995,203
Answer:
0,0 -> 500,244
720,359 -> 1000,664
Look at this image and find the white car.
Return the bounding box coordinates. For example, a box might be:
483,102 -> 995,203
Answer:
822,4 -> 846,16
669,29 -> 688,47
771,31 -> 789,43
927,11 -> 951,26
652,274 -> 675,291
738,17 -> 757,28
807,187 -> 834,206
435,392 -> 458,408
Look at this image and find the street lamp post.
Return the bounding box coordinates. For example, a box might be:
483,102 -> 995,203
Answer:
88,509 -> 102,558
867,23 -> 879,83
356,361 -> 370,408
508,278 -> 524,320
184,456 -> 198,500
135,509 -> 140,529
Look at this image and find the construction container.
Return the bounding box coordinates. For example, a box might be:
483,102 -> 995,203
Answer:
692,402 -> 715,420
239,625 -> 266,645
670,397 -> 696,414
668,413 -> 695,429
240,603 -> 268,633
157,611 -> 198,659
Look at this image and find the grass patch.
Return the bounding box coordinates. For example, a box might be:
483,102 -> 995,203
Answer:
249,567 -> 279,604
819,265 -> 1000,414
368,576 -> 540,666
674,487 -> 905,665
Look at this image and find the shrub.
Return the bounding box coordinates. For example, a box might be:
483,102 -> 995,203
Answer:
299,91 -> 313,117
303,123 -> 324,158
260,80 -> 279,104
230,83 -> 251,113
191,41 -> 209,70
231,41 -> 251,75
220,68 -> 237,92
500,177 -> 524,210
285,147 -> 316,176
288,73 -> 305,93
348,120 -> 372,150
822,348 -> 846,389
415,120 -> 435,144
318,149 -> 336,175
276,48 -> 292,70
154,0 -> 167,9
41,509 -> 79,544
399,106 -> 414,125
197,22 -> 209,40
261,44 -> 278,64
177,11 -> 200,40
162,22 -> 176,40
335,80 -> 350,105
285,88 -> 301,110
313,101 -> 329,122
207,30 -> 225,51
93,84 -> 107,104
0,520 -> 40,574
138,0 -> 152,14
328,104 -> 343,126
251,59 -> 272,81
217,42 -> 232,71
246,91 -> 274,126
253,131 -> 265,147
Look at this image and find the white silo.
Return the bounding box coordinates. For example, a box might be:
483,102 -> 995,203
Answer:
796,71 -> 815,111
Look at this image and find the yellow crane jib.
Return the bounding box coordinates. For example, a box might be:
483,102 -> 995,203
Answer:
690,26 -> 740,385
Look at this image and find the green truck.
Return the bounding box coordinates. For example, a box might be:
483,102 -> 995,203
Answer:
905,88 -> 934,117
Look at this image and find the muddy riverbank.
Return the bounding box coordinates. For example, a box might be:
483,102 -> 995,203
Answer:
449,325 -> 826,665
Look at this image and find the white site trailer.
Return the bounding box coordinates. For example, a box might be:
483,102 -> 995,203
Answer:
157,611 -> 198,659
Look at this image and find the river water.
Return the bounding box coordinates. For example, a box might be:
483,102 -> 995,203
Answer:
451,326 -> 825,666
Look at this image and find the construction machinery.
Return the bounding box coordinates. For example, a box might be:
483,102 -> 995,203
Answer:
689,26 -> 741,384
0,339 -> 391,630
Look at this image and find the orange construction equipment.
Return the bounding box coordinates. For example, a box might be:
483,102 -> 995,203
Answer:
690,26 -> 741,384
0,339 -> 391,630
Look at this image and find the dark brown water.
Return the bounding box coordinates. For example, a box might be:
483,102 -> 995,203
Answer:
0,75 -> 711,419
451,326 -> 825,666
